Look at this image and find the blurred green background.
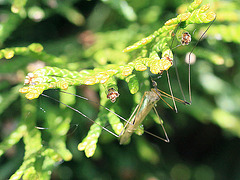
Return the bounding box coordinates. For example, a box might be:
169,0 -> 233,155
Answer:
0,0 -> 240,179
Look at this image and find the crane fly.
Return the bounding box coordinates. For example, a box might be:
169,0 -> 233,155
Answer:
38,79 -> 188,145
119,80 -> 189,145
35,23 -> 199,143
120,19 -> 214,144
33,17 -> 215,146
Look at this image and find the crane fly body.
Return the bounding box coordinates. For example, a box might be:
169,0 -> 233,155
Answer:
119,80 -> 190,144
119,88 -> 162,145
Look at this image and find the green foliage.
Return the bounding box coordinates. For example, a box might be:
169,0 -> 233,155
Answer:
18,0 -> 215,100
0,0 -> 240,179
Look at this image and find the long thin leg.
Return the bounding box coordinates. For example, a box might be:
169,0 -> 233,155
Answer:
153,88 -> 175,111
131,91 -> 149,126
119,104 -> 139,136
59,90 -> 129,123
144,106 -> 169,143
166,71 -> 178,113
41,93 -> 120,138
156,89 -> 190,105
119,92 -> 149,144
187,17 -> 216,104
168,20 -> 187,103
122,91 -> 149,132
173,59 -> 186,102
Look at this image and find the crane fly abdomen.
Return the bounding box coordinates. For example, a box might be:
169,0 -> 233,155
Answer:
119,89 -> 161,144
